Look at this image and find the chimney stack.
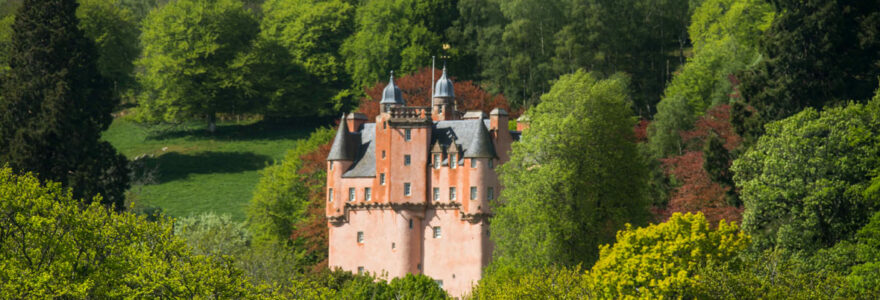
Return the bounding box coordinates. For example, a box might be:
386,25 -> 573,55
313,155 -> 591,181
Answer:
346,113 -> 368,132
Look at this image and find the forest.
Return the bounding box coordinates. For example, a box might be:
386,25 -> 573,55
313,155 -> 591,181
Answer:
1,0 -> 880,298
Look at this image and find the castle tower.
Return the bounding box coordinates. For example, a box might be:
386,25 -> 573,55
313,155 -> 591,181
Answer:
326,114 -> 355,221
431,66 -> 456,121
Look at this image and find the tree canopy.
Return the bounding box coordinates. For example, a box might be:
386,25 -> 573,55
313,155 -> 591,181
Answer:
490,70 -> 650,270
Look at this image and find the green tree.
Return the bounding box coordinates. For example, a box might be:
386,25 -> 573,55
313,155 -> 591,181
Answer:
732,98 -> 880,252
0,167 -> 257,298
471,266 -> 593,300
588,212 -> 750,298
0,0 -> 129,208
76,0 -> 140,98
0,14 -> 12,75
340,0 -> 457,88
386,274 -> 448,300
136,0 -> 259,131
259,0 -> 356,115
490,71 -> 650,270
734,0 -> 880,144
248,127 -> 334,246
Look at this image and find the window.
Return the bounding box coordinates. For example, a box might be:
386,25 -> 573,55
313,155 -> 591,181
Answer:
449,187 -> 457,200
470,186 -> 477,200
348,188 -> 355,202
392,242 -> 396,249
328,188 -> 333,202
450,153 -> 457,168
433,187 -> 440,201
487,187 -> 495,201
357,231 -> 364,243
433,154 -> 441,169
409,219 -> 413,229
471,158 -> 477,168
380,173 -> 386,185
433,226 -> 442,238
358,266 -> 365,274
382,150 -> 386,159
364,187 -> 372,201
405,129 -> 411,141
329,161 -> 333,170
404,183 -> 411,196
435,280 -> 443,289
404,155 -> 411,166
489,159 -> 494,168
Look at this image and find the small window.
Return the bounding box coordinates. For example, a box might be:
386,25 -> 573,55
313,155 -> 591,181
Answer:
349,188 -> 355,202
435,280 -> 443,289
405,129 -> 412,141
404,155 -> 411,166
487,187 -> 495,201
358,266 -> 365,274
330,161 -> 333,170
449,187 -> 457,200
380,173 -> 386,185
433,226 -> 442,238
489,159 -> 494,168
328,188 -> 333,202
357,231 -> 364,243
392,242 -> 396,249
471,158 -> 477,168
433,154 -> 441,169
364,187 -> 372,201
382,150 -> 386,159
470,186 -> 477,200
450,153 -> 457,168
383,121 -> 387,129
404,183 -> 411,196
433,187 -> 440,201
409,219 -> 413,229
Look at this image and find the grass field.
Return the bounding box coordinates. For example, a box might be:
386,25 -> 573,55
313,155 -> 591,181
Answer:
103,118 -> 322,221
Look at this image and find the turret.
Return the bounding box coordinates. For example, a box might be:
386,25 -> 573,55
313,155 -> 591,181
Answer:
380,71 -> 405,113
327,114 -> 356,220
464,116 -> 497,159
432,66 -> 456,121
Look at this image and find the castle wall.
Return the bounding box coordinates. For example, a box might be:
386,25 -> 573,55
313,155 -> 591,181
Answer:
422,209 -> 491,298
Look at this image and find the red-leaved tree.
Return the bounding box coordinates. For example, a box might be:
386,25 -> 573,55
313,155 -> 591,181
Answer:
290,139 -> 332,273
660,105 -> 743,225
356,67 -> 516,120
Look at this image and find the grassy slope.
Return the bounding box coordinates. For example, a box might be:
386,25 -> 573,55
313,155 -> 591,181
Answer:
104,118 -> 319,221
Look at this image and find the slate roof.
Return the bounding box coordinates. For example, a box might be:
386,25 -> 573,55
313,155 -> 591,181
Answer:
338,119 -> 518,178
327,116 -> 356,161
380,73 -> 405,105
433,66 -> 454,98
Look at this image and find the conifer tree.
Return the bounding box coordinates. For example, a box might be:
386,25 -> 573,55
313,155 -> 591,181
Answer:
0,0 -> 129,209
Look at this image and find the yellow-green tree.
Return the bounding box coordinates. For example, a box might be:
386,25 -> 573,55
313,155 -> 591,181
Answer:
588,212 -> 750,298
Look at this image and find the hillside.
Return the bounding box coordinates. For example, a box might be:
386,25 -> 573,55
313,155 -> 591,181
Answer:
103,118 -> 320,220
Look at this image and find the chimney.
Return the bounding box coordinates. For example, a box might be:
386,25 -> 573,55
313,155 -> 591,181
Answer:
489,108 -> 508,131
516,115 -> 530,131
346,113 -> 368,132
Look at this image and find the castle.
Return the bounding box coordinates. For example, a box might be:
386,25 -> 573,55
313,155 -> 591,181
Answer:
325,67 -> 520,296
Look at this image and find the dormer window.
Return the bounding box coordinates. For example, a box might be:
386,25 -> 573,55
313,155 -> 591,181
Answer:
433,154 -> 441,169
450,153 -> 457,168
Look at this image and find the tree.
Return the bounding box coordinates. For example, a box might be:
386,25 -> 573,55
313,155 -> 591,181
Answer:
0,0 -> 129,208
0,167 -> 257,298
490,71 -> 650,270
76,0 -> 140,98
259,0 -> 357,116
0,14 -> 12,75
589,212 -> 749,298
471,266 -> 593,300
248,127 -> 335,265
356,67 -> 513,120
136,0 -> 259,131
340,0 -> 457,89
386,274 -> 448,300
732,98 -> 880,252
734,0 -> 880,144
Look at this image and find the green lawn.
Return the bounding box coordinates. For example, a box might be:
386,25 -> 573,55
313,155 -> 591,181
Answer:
104,118 -> 320,221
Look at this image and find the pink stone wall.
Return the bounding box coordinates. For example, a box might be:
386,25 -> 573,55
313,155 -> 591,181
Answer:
422,209 -> 491,298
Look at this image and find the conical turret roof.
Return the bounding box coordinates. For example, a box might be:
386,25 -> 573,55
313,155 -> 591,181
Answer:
327,114 -> 356,161
433,65 -> 454,98
464,116 -> 496,158
380,71 -> 405,105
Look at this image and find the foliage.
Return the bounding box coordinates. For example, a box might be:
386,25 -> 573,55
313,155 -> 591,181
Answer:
491,70 -> 650,270
76,0 -> 140,98
136,0 -> 259,129
260,0 -> 356,113
659,105 -> 743,224
0,14 -> 12,74
471,266 -> 593,300
357,67 -> 513,120
341,0 -> 457,88
588,212 -> 749,298
734,0 -> 880,144
732,99 -> 880,252
0,0 -> 129,208
386,274 -> 449,300
248,127 -> 334,256
175,212 -> 251,258
647,0 -> 773,159
0,167 -> 258,298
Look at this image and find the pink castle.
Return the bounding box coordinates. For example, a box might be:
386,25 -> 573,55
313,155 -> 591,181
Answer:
325,68 -> 520,296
